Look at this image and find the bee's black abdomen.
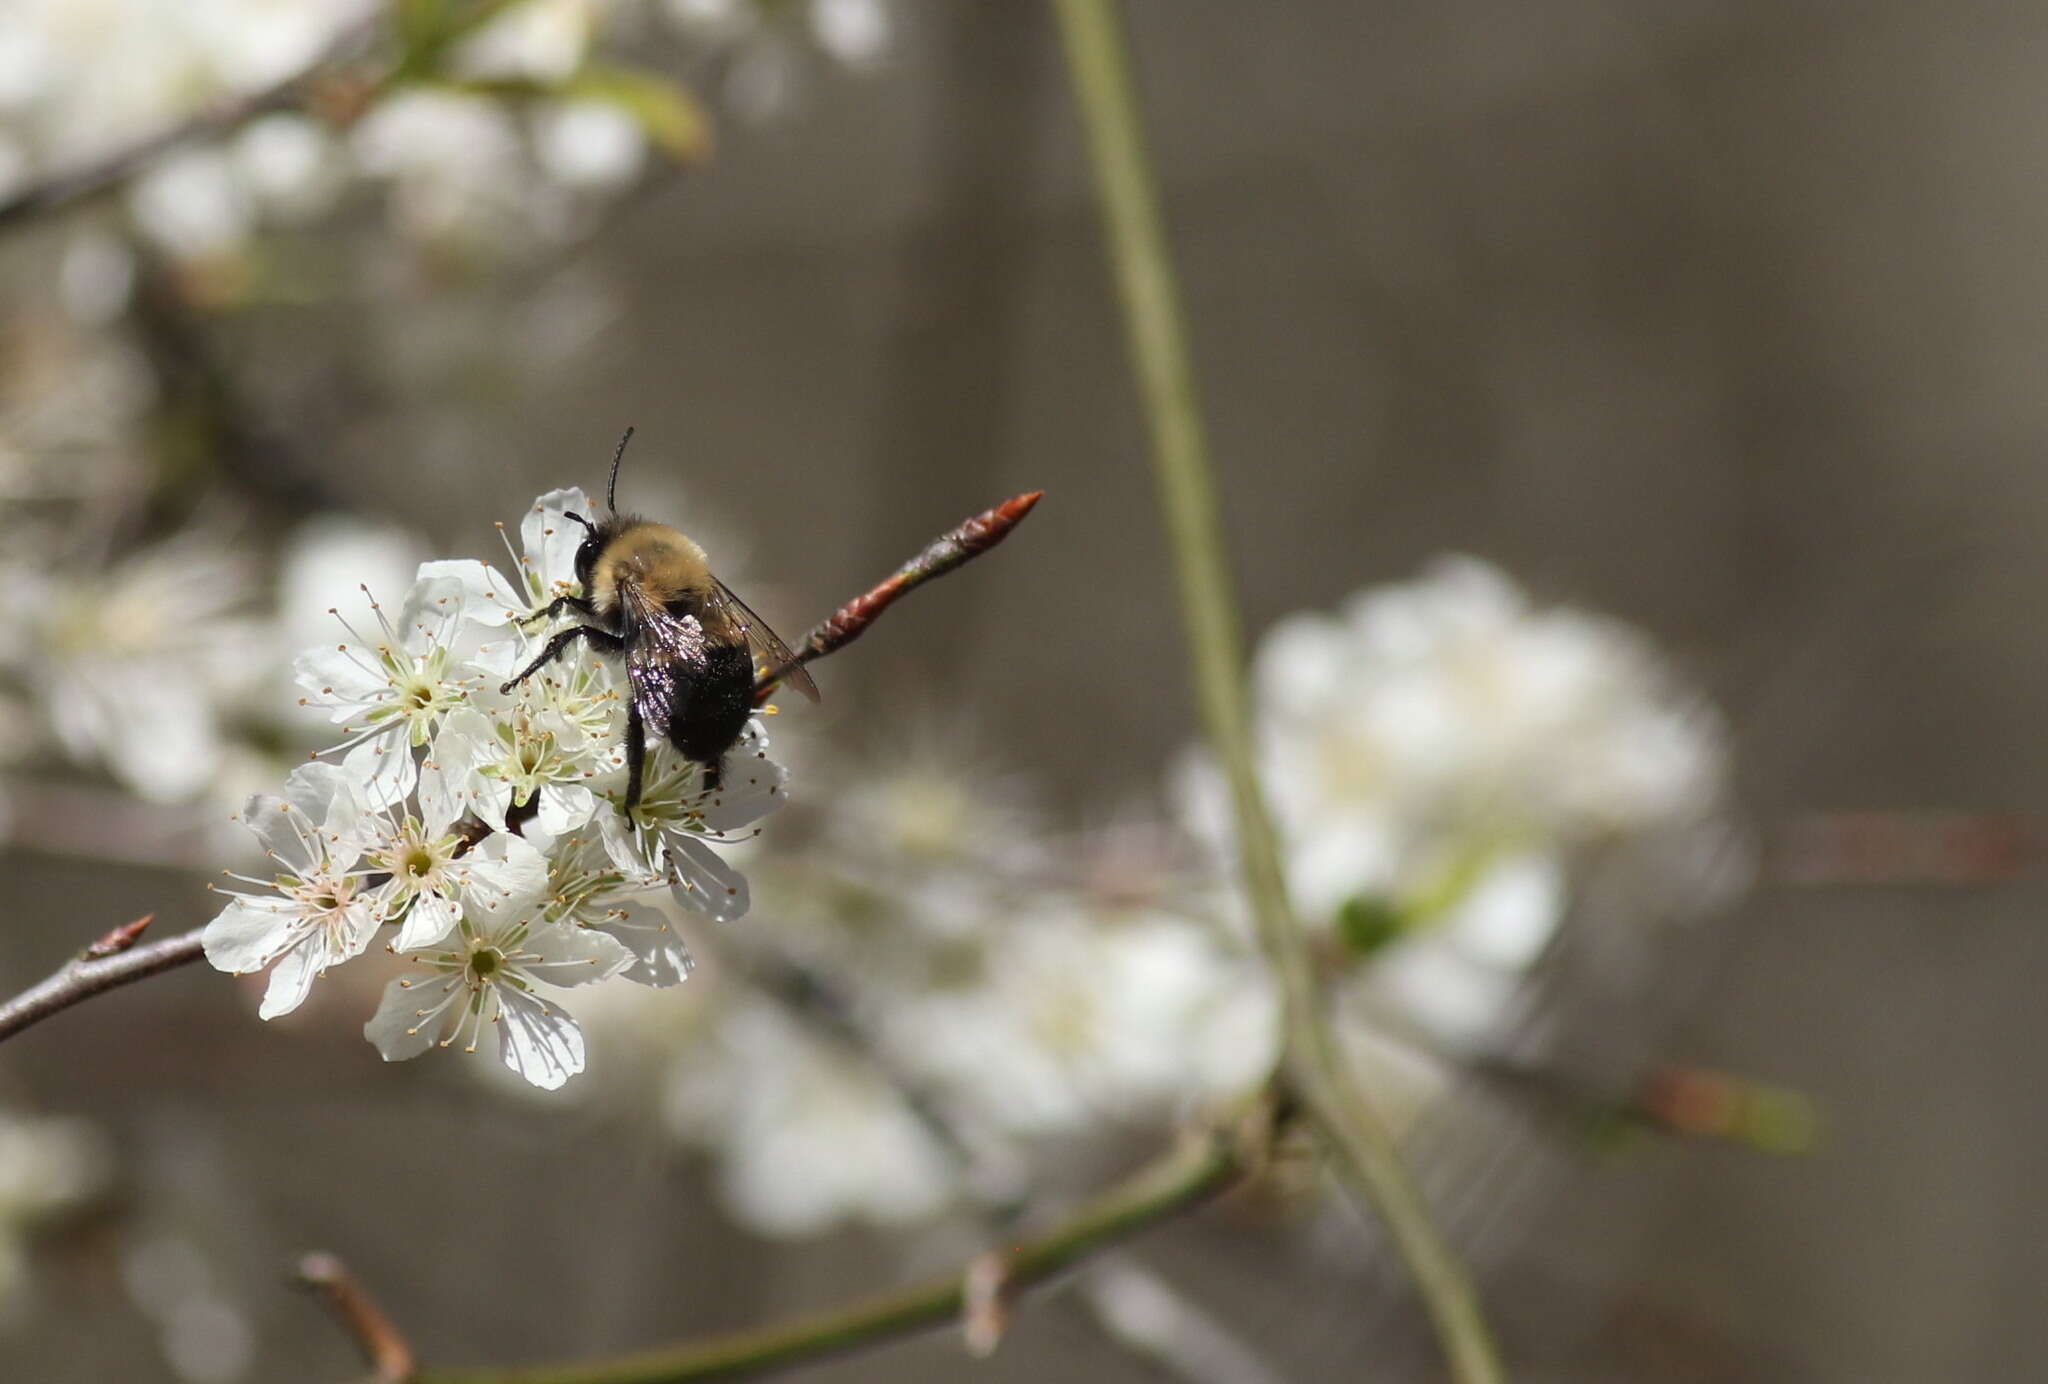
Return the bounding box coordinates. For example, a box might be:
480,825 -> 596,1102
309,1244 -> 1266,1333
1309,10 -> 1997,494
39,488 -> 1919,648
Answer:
667,643 -> 756,777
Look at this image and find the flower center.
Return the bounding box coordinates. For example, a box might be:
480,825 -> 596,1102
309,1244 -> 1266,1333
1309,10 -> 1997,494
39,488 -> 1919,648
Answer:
468,947 -> 505,982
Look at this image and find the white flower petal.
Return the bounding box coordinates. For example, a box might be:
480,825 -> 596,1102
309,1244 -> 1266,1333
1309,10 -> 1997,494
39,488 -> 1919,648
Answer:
293,642 -> 389,715
495,985 -> 585,1090
596,810 -> 662,880
588,901 -> 693,987
342,736 -> 417,812
665,834 -> 748,922
202,898 -> 295,974
394,573 -> 468,652
519,488 -> 598,601
365,975 -> 443,1061
518,919 -> 634,986
417,558 -> 525,627
698,722 -> 787,832
534,781 -> 595,835
256,943 -> 322,1020
393,889 -> 461,951
463,833 -> 551,913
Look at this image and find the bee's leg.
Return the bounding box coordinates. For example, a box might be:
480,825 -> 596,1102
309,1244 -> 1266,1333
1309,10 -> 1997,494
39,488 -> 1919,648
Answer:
623,698 -> 647,816
528,594 -> 597,623
700,759 -> 723,795
500,625 -> 624,693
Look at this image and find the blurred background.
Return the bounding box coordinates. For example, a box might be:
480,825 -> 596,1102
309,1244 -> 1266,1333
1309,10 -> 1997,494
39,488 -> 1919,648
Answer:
0,1 -> 2040,1380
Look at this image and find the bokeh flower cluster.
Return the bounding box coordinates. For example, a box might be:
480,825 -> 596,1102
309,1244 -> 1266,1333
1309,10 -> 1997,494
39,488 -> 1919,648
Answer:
529,556 -> 1740,1236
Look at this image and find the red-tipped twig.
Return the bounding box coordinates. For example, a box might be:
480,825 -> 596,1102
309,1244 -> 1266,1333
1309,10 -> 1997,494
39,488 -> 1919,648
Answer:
83,913 -> 156,960
754,492 -> 1044,705
297,1253 -> 418,1384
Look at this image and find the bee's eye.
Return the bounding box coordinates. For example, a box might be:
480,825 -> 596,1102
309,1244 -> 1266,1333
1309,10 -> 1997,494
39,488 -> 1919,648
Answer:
575,538 -> 600,584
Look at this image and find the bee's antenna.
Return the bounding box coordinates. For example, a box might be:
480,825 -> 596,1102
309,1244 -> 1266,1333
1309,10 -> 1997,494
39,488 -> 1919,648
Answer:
607,426 -> 634,514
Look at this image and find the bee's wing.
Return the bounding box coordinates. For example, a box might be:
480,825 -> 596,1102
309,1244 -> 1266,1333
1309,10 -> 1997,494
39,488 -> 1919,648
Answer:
708,576 -> 821,703
621,582 -> 710,730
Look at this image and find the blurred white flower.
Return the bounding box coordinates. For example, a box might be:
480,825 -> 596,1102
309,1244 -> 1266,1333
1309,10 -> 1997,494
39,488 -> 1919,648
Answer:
692,999 -> 955,1237
452,0 -> 597,84
531,99 -> 647,190
809,0 -> 890,68
664,0 -> 896,123
230,114 -> 344,222
886,909 -> 1267,1138
27,532 -> 266,802
0,1109 -> 109,1323
349,88 -> 535,247
1184,554 -> 1734,1050
127,147 -> 253,260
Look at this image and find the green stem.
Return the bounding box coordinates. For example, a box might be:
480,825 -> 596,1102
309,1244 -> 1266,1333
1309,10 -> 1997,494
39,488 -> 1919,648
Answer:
412,1128 -> 1249,1384
1047,2 -> 1505,1380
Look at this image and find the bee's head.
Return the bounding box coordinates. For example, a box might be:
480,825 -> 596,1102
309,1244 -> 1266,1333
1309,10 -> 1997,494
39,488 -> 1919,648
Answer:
563,425 -> 635,597
564,510 -> 603,592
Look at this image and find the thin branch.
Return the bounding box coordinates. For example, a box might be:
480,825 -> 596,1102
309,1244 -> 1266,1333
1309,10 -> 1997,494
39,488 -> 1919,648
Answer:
753,491 -> 1045,704
0,926 -> 206,1044
405,1122 -> 1254,1384
297,1253 -> 419,1384
746,947 -> 1286,1380
1047,1 -> 1504,1380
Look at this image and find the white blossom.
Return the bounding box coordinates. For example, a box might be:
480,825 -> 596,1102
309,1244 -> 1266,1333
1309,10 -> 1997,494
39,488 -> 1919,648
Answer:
203,761 -> 382,1020
365,902 -> 632,1091
543,833 -> 694,986
596,720 -> 785,922
293,572 -> 476,809
420,487 -> 596,629
362,800 -> 549,952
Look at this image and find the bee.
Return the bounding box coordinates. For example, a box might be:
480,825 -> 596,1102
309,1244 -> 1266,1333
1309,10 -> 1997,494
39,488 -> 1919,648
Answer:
501,429 -> 819,813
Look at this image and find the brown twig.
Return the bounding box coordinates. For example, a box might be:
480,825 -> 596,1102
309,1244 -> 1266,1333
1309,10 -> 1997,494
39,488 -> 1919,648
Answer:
0,925 -> 206,1044
297,1252 -> 419,1384
753,492 -> 1044,704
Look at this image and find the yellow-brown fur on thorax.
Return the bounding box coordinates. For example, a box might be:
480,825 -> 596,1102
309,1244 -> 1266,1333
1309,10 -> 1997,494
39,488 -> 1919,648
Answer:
590,520 -> 712,615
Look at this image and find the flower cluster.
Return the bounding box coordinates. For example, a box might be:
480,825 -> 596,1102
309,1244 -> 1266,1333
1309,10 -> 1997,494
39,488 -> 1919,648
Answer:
560,731 -> 1270,1236
1183,555 -> 1740,1051
203,487 -> 788,1089
551,558 -> 1738,1238
0,0 -> 898,268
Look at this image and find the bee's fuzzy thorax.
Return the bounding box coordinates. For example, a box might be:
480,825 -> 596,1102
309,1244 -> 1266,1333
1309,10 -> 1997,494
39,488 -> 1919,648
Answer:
589,519 -> 710,615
